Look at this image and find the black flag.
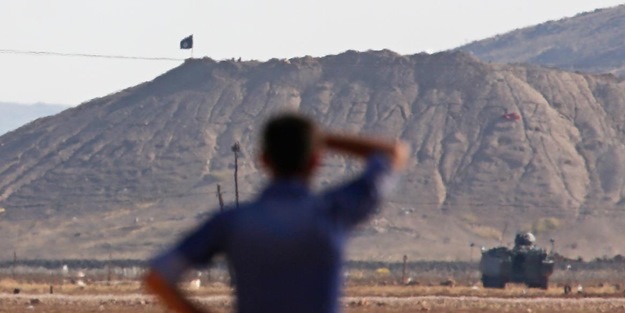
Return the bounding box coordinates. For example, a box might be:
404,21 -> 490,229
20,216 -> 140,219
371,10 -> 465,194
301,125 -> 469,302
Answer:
180,35 -> 193,49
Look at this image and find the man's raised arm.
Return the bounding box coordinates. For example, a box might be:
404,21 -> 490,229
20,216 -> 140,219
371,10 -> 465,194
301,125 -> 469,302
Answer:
323,133 -> 409,171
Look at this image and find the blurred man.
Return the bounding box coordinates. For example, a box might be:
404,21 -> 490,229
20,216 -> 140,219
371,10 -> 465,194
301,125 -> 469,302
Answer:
144,113 -> 408,313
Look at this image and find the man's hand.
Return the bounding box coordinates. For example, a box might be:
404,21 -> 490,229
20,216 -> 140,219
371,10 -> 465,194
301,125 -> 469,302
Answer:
391,141 -> 409,171
144,270 -> 209,313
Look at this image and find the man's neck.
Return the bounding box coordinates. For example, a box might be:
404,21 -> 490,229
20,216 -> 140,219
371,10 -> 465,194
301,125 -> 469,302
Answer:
272,174 -> 310,186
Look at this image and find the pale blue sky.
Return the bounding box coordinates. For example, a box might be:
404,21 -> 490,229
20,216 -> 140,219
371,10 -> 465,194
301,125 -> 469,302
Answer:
1,0 -> 623,105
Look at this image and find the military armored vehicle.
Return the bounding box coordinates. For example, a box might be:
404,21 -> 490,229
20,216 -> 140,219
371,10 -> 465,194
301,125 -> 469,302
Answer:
479,232 -> 554,289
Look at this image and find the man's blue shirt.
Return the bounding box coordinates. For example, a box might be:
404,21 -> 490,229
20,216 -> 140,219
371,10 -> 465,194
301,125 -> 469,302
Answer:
150,154 -> 393,313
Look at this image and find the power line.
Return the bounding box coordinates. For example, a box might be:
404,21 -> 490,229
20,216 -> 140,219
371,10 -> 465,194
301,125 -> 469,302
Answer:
0,49 -> 185,62
0,48 -> 613,81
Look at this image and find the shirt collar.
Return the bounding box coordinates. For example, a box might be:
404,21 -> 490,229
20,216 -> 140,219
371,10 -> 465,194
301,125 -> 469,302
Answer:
259,178 -> 311,200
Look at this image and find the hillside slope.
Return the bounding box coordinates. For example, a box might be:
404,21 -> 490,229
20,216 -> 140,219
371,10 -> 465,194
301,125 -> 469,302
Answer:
1,51 -> 624,260
458,5 -> 625,76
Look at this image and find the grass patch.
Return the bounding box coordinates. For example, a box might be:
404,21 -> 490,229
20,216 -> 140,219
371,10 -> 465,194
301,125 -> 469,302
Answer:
470,225 -> 501,241
459,213 -> 478,224
531,217 -> 560,234
205,170 -> 231,182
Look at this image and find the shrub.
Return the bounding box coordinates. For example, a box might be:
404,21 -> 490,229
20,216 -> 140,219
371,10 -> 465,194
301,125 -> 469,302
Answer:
470,225 -> 501,241
531,217 -> 560,234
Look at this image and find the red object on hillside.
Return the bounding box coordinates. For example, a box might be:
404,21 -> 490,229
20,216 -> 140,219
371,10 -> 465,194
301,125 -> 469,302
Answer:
502,112 -> 521,121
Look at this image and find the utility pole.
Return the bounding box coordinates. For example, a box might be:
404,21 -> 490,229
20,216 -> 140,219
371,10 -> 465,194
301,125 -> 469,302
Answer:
470,243 -> 475,263
228,143 -> 241,287
401,255 -> 408,284
217,184 -> 225,212
107,251 -> 112,284
499,222 -> 508,245
12,250 -> 16,279
231,142 -> 241,208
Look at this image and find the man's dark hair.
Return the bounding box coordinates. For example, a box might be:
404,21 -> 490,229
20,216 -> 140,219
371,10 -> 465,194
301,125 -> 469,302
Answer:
262,113 -> 318,177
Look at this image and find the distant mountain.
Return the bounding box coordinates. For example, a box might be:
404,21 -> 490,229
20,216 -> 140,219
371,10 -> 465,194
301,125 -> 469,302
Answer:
1,51 -> 625,261
0,102 -> 68,135
458,5 -> 625,76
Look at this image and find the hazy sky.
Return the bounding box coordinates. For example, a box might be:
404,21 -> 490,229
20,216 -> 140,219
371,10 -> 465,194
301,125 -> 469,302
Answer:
1,0 -> 623,106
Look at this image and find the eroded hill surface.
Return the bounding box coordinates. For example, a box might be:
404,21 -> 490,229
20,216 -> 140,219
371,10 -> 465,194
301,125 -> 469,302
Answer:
1,50 -> 624,261
458,5 -> 625,76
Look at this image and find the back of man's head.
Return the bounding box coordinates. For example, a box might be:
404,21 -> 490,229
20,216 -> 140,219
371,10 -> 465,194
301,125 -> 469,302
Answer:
262,113 -> 318,178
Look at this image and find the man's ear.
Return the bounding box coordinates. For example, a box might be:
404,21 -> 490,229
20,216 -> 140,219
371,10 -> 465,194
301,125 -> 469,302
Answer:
260,152 -> 273,173
305,151 -> 321,174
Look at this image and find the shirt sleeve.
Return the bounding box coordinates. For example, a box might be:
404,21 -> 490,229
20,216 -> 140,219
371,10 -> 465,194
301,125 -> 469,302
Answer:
324,153 -> 395,229
148,211 -> 232,284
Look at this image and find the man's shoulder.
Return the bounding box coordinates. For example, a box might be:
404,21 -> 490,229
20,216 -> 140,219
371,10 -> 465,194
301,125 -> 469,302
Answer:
195,207 -> 239,230
207,202 -> 259,221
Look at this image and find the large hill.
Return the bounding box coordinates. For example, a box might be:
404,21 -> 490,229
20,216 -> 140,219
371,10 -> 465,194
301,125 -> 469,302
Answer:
1,50 -> 625,261
0,102 -> 68,135
458,5 -> 625,77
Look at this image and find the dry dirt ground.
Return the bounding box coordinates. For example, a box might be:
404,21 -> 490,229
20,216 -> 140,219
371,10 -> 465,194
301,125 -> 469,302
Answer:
1,282 -> 625,313
2,293 -> 625,313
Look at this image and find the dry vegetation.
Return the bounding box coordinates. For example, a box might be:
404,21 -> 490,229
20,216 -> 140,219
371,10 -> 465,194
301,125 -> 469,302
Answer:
1,281 -> 625,313
0,264 -> 624,313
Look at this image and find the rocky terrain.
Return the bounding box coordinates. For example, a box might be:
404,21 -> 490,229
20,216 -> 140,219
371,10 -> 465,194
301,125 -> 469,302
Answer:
1,50 -> 625,261
458,4 -> 625,77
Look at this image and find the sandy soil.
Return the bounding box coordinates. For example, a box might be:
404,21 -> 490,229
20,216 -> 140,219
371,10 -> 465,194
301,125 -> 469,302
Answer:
2,293 -> 625,313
